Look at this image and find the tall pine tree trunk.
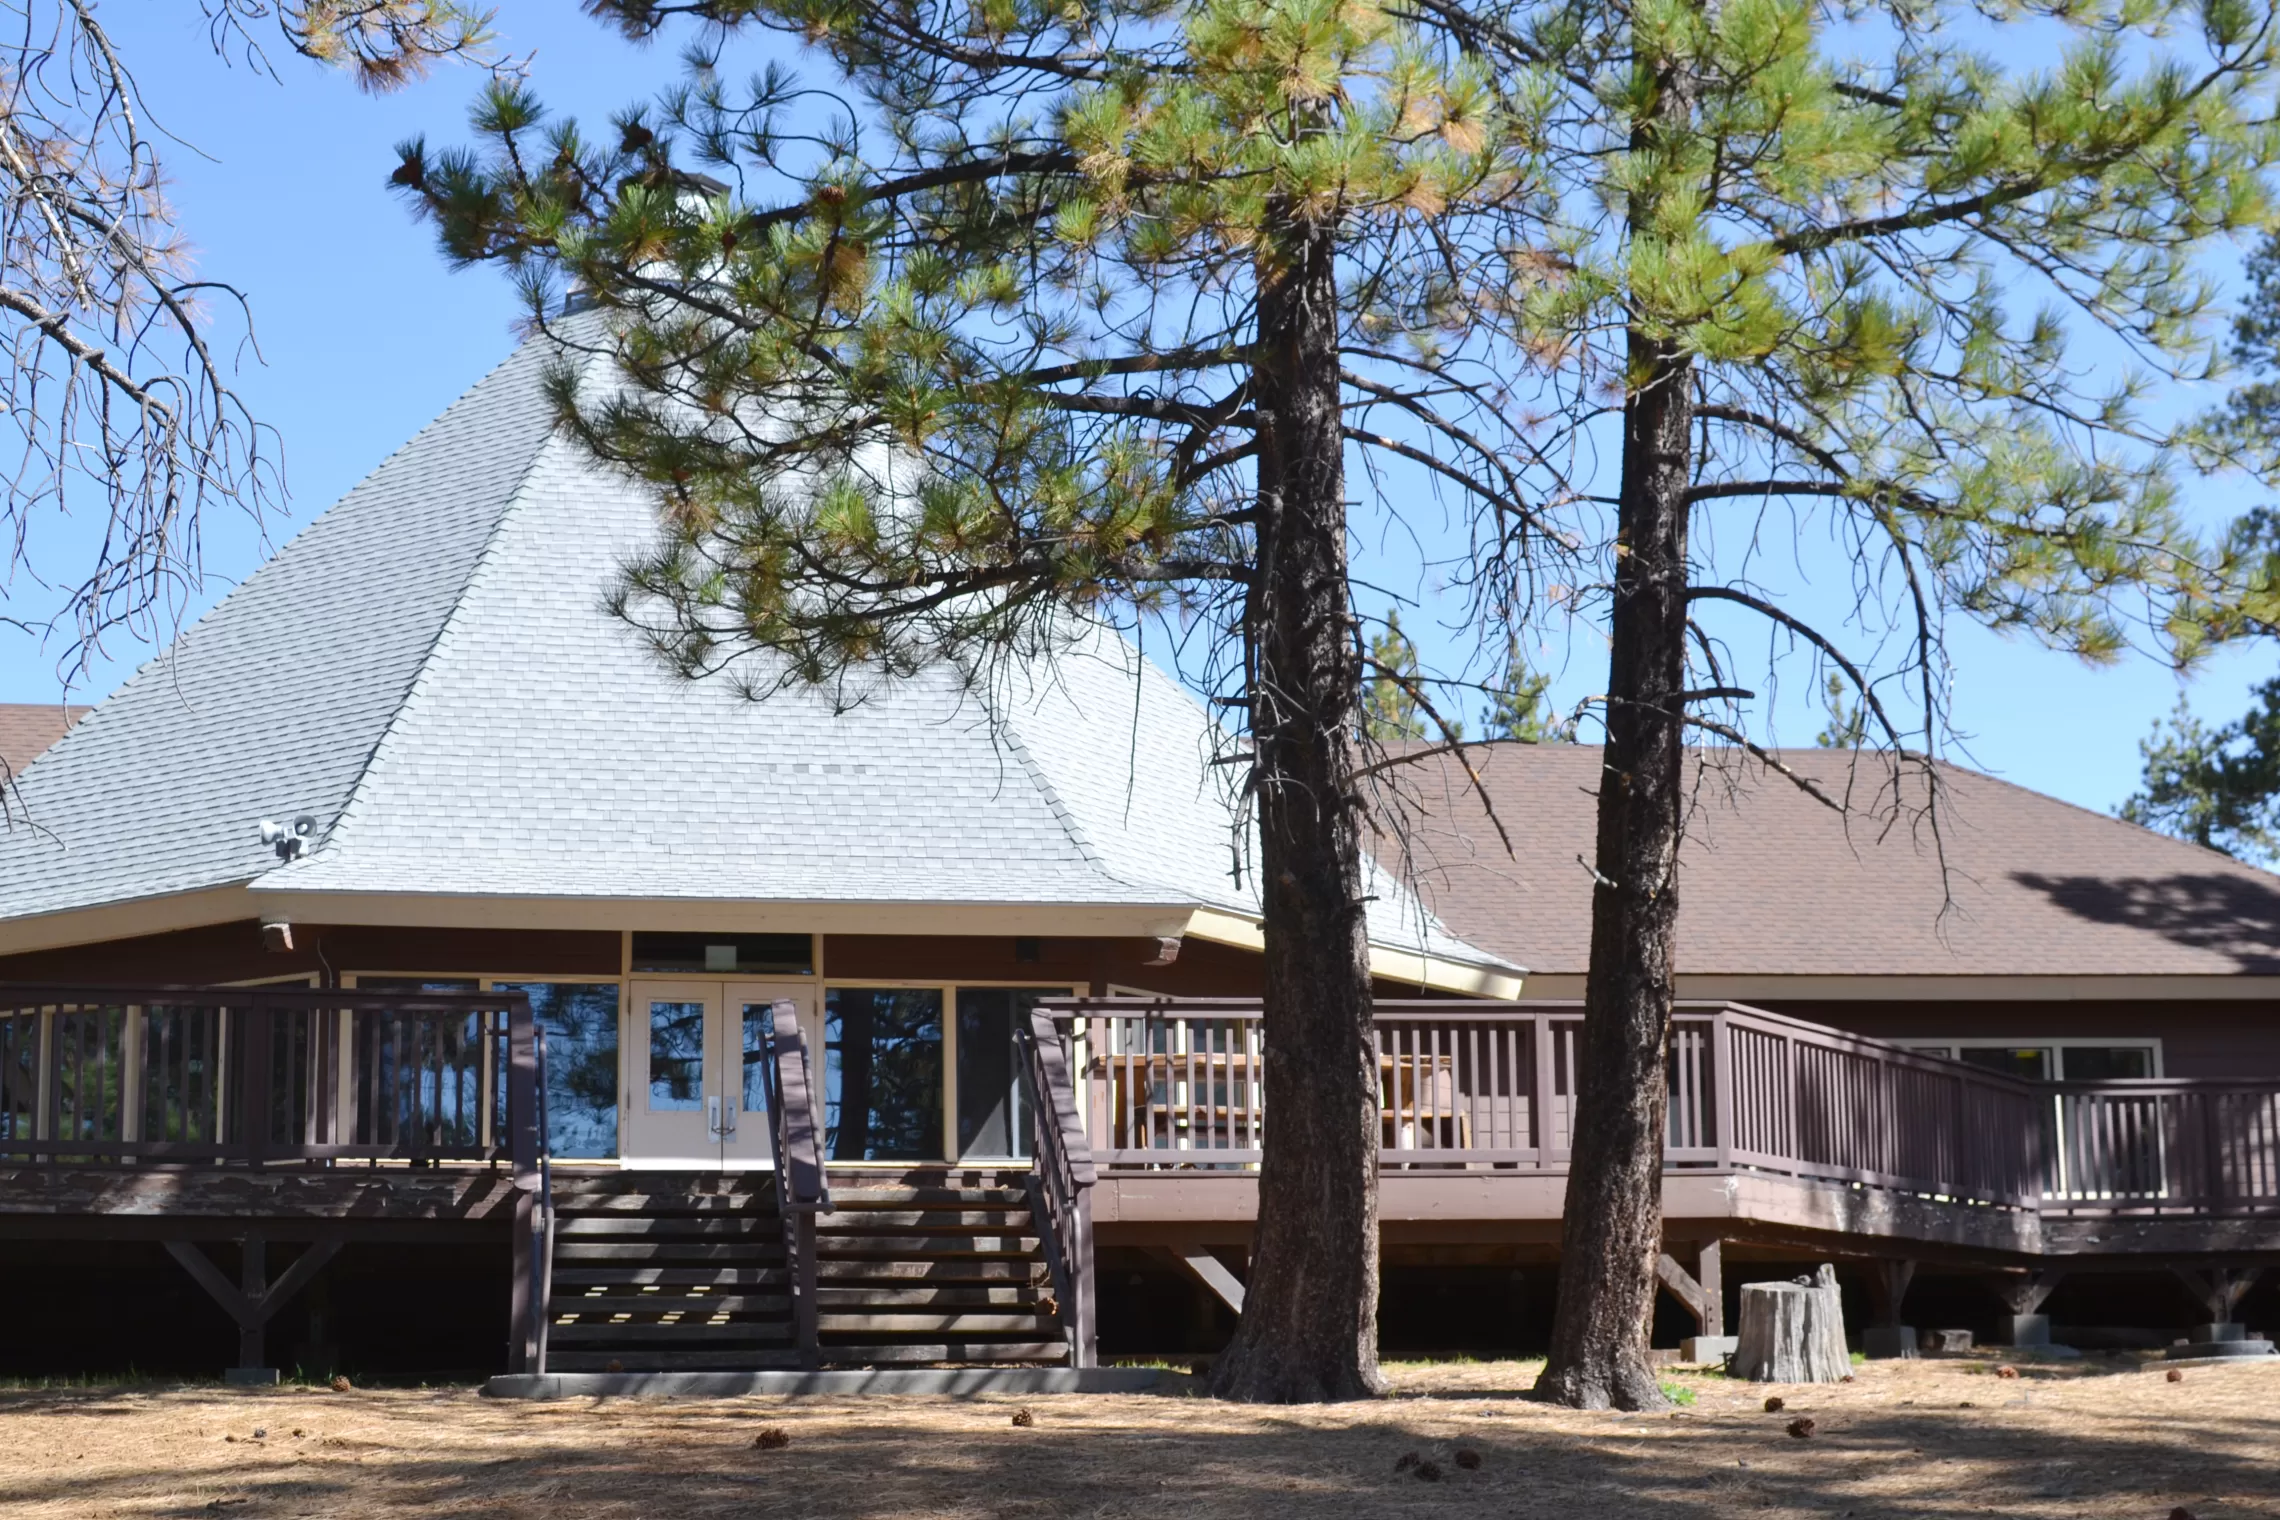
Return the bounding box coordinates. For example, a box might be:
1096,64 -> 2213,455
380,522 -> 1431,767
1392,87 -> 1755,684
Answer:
1533,54 -> 1698,1413
1208,206 -> 1385,1403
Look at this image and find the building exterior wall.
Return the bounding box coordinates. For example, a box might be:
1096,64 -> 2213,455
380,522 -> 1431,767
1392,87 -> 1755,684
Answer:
1754,997 -> 2280,1079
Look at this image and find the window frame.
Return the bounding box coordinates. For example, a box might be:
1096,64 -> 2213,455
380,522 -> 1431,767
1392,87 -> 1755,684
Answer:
1897,1037 -> 2165,1081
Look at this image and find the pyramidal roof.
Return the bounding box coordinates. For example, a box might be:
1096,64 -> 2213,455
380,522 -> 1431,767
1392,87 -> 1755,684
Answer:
0,325 -> 1509,985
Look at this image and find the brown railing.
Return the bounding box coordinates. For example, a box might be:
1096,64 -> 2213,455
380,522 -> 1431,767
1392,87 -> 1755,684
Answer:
0,984 -> 539,1169
1020,1003 -> 1097,1368
759,1001 -> 829,1369
1044,997 -> 2240,1215
2044,1081 -> 2280,1216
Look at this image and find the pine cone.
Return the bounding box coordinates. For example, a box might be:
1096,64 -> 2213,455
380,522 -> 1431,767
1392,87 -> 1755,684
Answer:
2167,1368 -> 2185,1383
754,1426 -> 789,1450
328,1376 -> 352,1393
1453,1448 -> 1481,1470
1763,1396 -> 1785,1413
1996,1365 -> 2019,1379
1414,1460 -> 1443,1482
1786,1417 -> 1816,1439
1394,1451 -> 1420,1472
1010,1408 -> 1035,1428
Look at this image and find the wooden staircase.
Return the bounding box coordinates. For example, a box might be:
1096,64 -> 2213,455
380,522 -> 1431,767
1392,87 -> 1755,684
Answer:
814,1167 -> 1069,1366
539,1167 -> 1069,1370
544,1172 -> 799,1371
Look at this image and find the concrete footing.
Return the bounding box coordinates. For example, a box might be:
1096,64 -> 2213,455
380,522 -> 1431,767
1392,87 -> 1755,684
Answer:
482,1367 -> 1190,1400
1681,1335 -> 1738,1364
2004,1314 -> 2052,1347
223,1368 -> 281,1387
2192,1323 -> 2251,1344
1863,1326 -> 1918,1360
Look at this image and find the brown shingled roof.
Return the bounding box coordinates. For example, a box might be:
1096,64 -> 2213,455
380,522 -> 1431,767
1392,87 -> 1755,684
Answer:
0,704 -> 89,779
1381,743 -> 2280,978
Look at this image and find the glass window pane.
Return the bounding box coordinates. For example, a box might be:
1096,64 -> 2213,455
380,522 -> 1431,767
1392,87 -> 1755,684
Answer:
957,988 -> 1048,1161
2061,1046 -> 2154,1081
824,989 -> 942,1161
496,983 -> 620,1159
647,1001 -> 705,1111
741,1004 -> 776,1117
1958,1046 -> 2051,1082
352,977 -> 480,993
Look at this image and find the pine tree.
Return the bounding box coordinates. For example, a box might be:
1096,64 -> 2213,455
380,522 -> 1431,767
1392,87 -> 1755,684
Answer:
397,0 -> 2280,1406
1364,611 -> 1430,742
1814,674 -> 1867,751
1484,634 -> 1560,743
2123,688 -> 2280,860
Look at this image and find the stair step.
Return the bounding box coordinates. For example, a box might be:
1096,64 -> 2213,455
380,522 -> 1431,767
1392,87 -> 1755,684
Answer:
824,1188 -> 1032,1207
817,1313 -> 1055,1334
556,1195 -> 781,1214
548,1349 -> 807,1371
814,1210 -> 1031,1230
558,1217 -> 784,1237
815,1234 -> 1040,1256
817,1342 -> 1069,1365
553,1293 -> 792,1315
812,1285 -> 1042,1308
553,1267 -> 789,1287
555,1243 -> 786,1262
815,1259 -> 1039,1282
550,1321 -> 796,1344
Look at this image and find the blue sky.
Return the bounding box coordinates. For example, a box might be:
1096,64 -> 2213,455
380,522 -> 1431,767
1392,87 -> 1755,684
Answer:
1,1 -> 2274,822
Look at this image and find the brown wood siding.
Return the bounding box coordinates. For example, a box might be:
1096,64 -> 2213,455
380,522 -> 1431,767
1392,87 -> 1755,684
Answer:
0,921 -> 622,985
1752,998 -> 2280,1079
821,933 -> 1268,995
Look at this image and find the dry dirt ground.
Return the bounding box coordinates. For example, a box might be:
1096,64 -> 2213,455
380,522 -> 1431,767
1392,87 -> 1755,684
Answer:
0,1353 -> 2273,1518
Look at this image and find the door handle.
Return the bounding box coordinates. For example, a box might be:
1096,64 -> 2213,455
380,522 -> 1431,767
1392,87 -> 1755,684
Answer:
706,1095 -> 722,1139
723,1094 -> 738,1137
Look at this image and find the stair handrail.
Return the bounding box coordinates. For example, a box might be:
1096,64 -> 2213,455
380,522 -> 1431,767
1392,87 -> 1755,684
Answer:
532,1024 -> 555,1376
1019,1003 -> 1097,1369
762,1002 -> 828,1369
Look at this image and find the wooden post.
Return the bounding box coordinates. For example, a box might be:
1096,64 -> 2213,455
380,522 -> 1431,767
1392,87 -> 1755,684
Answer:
239,999 -> 273,1166
1699,1239 -> 1724,1338
239,1232 -> 267,1371
1074,1187 -> 1098,1369
504,991 -> 541,1375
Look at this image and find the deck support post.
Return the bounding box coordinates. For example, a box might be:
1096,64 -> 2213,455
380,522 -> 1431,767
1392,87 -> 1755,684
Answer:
164,1234 -> 343,1381
1994,1270 -> 2065,1347
2173,1266 -> 2264,1340
1657,1240 -> 1730,1360
1863,1257 -> 1917,1359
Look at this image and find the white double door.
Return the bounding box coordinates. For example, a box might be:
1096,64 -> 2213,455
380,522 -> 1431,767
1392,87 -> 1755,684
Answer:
625,980 -> 811,1169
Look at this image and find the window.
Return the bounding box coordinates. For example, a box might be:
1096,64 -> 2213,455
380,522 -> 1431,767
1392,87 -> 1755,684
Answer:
956,988 -> 1049,1161
350,977 -> 479,993
1904,1040 -> 2160,1081
646,1001 -> 706,1112
494,982 -> 621,1159
824,989 -> 943,1161
630,933 -> 812,975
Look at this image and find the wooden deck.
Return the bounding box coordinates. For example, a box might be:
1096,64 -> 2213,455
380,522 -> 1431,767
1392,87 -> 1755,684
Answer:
8,985 -> 2280,1374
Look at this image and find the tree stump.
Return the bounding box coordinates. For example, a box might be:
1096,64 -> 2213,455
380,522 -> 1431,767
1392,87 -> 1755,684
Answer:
1732,1264 -> 1851,1383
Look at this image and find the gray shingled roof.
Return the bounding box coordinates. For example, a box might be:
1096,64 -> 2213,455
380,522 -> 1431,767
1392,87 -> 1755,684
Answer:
1390,742 -> 2280,978
0,325 -> 1502,975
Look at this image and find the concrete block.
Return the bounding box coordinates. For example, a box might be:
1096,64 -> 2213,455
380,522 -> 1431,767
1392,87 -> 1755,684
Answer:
1863,1325 -> 1919,1360
223,1368 -> 281,1387
2191,1323 -> 2250,1344
1681,1335 -> 1737,1364
1922,1328 -> 1974,1355
2004,1313 -> 2052,1347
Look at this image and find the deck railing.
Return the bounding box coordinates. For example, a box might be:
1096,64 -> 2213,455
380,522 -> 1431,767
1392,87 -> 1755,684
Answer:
760,1002 -> 829,1369
0,984 -> 539,1170
1043,997 -> 2280,1217
1019,1003 -> 1098,1368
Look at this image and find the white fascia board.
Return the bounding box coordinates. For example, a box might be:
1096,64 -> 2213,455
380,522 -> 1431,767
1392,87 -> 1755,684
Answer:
1181,906 -> 1526,999
248,889 -> 1200,940
0,884 -> 259,957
